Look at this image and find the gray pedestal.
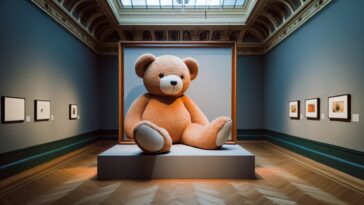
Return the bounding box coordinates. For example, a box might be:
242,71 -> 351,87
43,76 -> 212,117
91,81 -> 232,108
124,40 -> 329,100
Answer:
97,144 -> 255,179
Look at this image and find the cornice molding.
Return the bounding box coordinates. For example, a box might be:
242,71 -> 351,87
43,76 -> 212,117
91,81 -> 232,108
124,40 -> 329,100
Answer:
263,0 -> 334,54
96,0 -> 124,40
30,0 -> 101,54
29,0 -> 334,56
245,0 -> 270,25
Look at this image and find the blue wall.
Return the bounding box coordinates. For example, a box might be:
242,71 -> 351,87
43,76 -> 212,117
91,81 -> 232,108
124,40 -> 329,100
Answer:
0,1 -> 99,153
98,56 -> 118,130
237,56 -> 265,129
264,0 -> 364,152
98,55 -> 265,130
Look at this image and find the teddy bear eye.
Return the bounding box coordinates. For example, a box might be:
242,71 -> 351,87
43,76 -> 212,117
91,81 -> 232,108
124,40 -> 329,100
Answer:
159,73 -> 164,78
180,75 -> 184,80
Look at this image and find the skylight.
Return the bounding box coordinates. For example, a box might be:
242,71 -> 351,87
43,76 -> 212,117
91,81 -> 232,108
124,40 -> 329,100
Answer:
120,0 -> 246,9
107,0 -> 256,25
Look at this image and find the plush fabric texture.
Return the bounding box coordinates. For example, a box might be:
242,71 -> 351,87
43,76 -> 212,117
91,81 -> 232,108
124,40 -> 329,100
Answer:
216,120 -> 233,146
134,121 -> 172,153
135,124 -> 166,152
125,54 -> 232,154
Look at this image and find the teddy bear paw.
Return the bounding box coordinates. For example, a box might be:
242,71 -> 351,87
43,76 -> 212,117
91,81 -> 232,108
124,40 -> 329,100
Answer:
134,123 -> 170,153
216,120 -> 232,147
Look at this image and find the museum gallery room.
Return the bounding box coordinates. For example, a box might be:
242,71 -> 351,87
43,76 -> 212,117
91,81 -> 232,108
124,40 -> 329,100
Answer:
0,0 -> 363,204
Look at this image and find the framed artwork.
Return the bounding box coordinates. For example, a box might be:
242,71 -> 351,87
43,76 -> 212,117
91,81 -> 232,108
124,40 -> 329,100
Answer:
1,96 -> 26,123
289,100 -> 300,119
305,98 -> 320,120
35,100 -> 51,121
328,94 -> 350,121
119,41 -> 237,144
69,104 -> 78,120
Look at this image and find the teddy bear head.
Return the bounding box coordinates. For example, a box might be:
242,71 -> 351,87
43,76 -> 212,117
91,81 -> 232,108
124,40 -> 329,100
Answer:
135,54 -> 199,97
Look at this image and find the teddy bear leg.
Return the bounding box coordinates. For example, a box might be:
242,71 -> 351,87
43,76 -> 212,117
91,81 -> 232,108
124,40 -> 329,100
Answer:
181,117 -> 232,149
133,121 -> 172,154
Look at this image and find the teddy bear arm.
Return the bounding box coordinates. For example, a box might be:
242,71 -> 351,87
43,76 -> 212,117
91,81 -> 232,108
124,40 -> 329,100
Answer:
124,94 -> 149,139
182,95 -> 209,125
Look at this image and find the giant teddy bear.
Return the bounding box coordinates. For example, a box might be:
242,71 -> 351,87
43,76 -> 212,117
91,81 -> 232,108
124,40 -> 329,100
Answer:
125,54 -> 232,154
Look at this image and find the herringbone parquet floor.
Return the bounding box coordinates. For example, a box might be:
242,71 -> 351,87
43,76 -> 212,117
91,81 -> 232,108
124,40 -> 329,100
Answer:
0,141 -> 363,205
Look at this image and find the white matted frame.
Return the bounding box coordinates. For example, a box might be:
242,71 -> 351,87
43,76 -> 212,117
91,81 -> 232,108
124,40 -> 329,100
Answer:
69,104 -> 78,120
289,100 -> 300,119
328,94 -> 351,121
35,100 -> 51,121
305,98 -> 320,120
119,41 -> 237,144
1,96 -> 26,123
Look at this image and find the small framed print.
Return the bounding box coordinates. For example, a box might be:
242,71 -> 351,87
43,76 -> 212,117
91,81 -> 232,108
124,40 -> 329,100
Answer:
328,94 -> 350,121
1,96 -> 26,123
35,100 -> 51,121
305,98 -> 320,120
289,100 -> 300,119
69,104 -> 78,120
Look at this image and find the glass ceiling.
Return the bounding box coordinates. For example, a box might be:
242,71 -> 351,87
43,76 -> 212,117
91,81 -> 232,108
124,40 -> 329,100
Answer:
108,0 -> 255,25
120,0 -> 246,9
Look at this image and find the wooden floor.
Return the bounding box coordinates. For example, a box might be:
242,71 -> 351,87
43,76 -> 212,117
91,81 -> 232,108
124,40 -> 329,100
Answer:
0,141 -> 363,205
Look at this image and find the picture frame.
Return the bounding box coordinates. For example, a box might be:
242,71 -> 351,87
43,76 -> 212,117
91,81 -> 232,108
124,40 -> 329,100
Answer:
35,100 -> 51,121
305,98 -> 320,120
328,94 -> 350,121
119,41 -> 237,144
289,100 -> 300,119
69,104 -> 78,120
1,96 -> 26,123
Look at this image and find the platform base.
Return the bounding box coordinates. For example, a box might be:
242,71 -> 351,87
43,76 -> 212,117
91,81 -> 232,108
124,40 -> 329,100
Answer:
97,144 -> 255,179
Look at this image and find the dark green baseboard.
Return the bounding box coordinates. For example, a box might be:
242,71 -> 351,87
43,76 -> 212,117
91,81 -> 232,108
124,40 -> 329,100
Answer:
237,129 -> 266,140
238,129 -> 364,179
0,130 -> 118,179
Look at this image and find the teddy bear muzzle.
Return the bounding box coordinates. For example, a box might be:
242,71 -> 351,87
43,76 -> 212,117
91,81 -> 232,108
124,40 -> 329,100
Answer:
160,74 -> 183,95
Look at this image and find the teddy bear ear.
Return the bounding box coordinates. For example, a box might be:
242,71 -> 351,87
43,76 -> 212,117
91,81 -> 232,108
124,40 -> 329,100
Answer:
183,57 -> 199,80
135,53 -> 156,78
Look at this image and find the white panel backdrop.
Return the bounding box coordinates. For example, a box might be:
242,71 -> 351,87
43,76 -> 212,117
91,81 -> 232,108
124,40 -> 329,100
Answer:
123,47 -> 232,138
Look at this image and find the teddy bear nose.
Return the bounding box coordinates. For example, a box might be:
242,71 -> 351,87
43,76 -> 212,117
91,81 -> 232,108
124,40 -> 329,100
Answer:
170,81 -> 177,86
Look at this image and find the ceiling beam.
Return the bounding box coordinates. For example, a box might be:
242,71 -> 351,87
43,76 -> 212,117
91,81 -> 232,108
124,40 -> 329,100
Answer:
96,0 -> 124,41
245,0 -> 270,25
